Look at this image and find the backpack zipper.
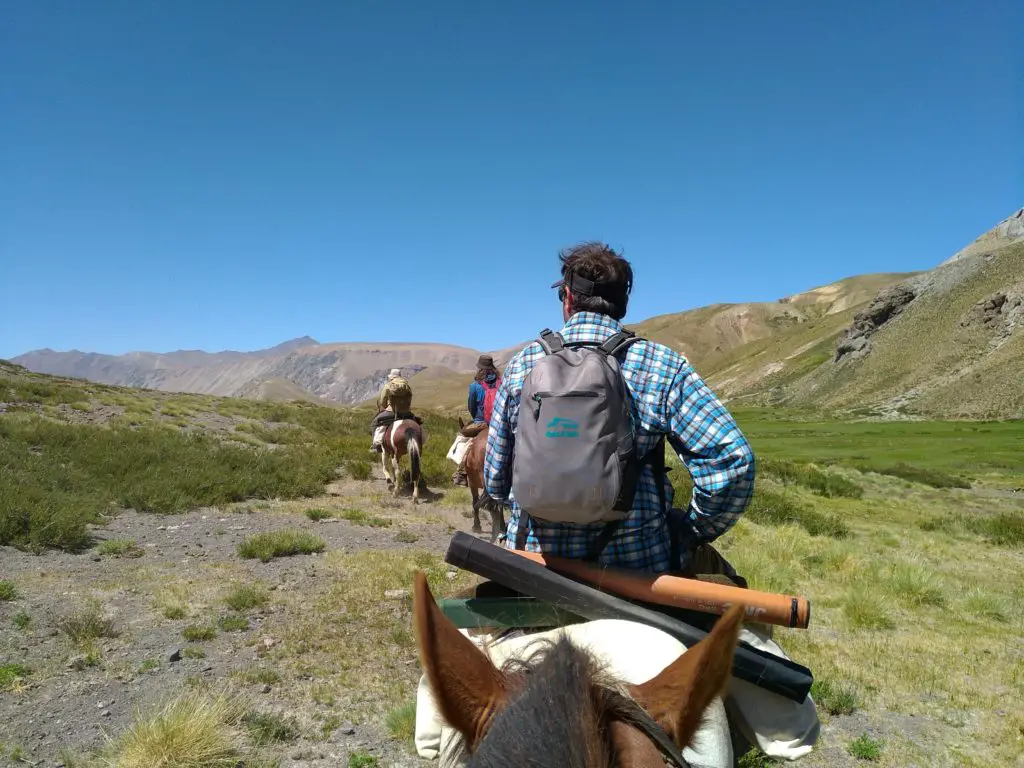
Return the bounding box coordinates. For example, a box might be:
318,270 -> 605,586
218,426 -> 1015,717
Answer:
531,390 -> 598,419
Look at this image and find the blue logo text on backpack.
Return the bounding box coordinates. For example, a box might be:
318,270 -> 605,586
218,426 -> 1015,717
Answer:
512,328 -> 647,525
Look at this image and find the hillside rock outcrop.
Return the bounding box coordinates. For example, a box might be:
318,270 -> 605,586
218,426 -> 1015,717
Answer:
834,285 -> 917,362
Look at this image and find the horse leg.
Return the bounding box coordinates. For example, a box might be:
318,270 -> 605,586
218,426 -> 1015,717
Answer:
393,455 -> 403,498
469,483 -> 483,533
381,450 -> 393,487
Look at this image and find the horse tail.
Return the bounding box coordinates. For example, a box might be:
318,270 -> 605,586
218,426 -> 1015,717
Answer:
408,431 -> 421,483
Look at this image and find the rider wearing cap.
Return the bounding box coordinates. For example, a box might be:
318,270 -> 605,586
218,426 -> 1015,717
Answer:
482,242 -> 756,581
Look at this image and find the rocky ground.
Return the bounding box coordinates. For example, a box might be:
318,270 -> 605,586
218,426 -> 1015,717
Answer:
0,471 -> 475,768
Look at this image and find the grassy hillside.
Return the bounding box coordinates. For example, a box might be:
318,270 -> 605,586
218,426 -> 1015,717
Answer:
0,361 -> 461,552
410,273 -> 916,415
763,239 -> 1024,418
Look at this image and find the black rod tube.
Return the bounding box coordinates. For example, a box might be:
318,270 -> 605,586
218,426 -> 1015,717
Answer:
444,532 -> 812,703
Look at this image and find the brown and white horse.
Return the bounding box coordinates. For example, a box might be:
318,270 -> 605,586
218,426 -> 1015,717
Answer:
382,419 -> 425,504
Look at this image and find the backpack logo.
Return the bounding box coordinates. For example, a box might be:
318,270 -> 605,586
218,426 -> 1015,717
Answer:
545,416 -> 579,438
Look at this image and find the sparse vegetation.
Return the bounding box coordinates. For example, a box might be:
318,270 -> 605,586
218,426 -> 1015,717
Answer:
98,537 -> 144,558
385,700 -> 417,743
847,733 -> 883,761
243,710 -> 300,745
234,667 -> 281,686
339,508 -> 392,527
0,663 -> 31,692
12,611 -> 31,630
810,678 -> 862,715
218,614 -> 250,632
182,646 -> 207,660
348,460 -> 372,481
60,604 -> 118,645
237,530 -> 327,562
304,507 -> 332,521
0,580 -> 17,601
347,754 -> 379,768
393,529 -> 419,544
183,624 -> 217,642
224,583 -> 270,612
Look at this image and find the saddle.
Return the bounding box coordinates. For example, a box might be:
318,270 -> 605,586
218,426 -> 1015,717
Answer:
459,421 -> 487,439
372,410 -> 423,431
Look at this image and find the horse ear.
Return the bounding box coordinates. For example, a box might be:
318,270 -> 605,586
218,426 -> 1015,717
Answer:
412,571 -> 508,751
629,603 -> 744,749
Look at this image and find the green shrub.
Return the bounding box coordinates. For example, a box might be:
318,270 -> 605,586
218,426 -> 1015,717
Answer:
243,711 -> 300,745
0,580 -> 17,601
340,509 -> 391,528
386,700 -> 417,743
847,733 -> 883,761
223,583 -> 269,612
182,624 -> 217,642
810,679 -> 862,715
238,530 -> 326,562
0,663 -> 31,691
858,462 -> 970,489
304,508 -> 332,521
98,538 -> 144,558
0,417 -> 343,551
745,485 -> 851,538
760,458 -> 863,499
348,460 -> 372,481
218,615 -> 249,632
60,605 -> 118,644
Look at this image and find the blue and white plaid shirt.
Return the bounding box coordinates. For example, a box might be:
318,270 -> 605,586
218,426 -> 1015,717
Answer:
484,311 -> 756,573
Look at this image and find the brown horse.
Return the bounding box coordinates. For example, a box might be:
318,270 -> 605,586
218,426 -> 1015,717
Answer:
459,418 -> 506,542
412,571 -> 744,767
382,418 -> 425,504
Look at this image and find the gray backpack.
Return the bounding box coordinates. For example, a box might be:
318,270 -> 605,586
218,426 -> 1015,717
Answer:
511,328 -> 645,526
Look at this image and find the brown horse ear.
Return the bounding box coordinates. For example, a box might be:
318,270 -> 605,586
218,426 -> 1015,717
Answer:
629,603 -> 744,749
412,571 -> 508,751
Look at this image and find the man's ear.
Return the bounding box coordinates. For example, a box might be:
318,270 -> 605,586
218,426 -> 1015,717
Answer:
412,571 -> 508,751
628,603 -> 744,749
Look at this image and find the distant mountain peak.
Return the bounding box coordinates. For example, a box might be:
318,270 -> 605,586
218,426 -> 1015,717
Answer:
263,336 -> 320,354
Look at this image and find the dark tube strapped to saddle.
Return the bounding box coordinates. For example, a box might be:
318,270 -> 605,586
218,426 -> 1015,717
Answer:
444,532 -> 814,703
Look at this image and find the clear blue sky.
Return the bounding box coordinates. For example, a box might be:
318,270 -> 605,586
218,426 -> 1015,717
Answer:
2,1 -> 1021,359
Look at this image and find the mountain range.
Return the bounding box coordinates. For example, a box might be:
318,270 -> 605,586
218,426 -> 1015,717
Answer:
12,207 -> 1024,419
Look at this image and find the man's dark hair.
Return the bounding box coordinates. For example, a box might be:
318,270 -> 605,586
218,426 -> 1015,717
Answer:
558,242 -> 633,320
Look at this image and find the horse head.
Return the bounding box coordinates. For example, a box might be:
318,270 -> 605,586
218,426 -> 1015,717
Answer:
412,571 -> 743,767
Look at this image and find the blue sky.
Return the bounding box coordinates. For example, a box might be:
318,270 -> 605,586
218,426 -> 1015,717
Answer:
2,1 -> 1021,359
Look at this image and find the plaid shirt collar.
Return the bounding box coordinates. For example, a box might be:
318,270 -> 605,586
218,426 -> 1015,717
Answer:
558,311 -> 624,337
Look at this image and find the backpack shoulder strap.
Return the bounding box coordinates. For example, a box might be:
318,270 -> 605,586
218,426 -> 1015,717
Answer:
537,329 -> 565,355
598,330 -> 642,358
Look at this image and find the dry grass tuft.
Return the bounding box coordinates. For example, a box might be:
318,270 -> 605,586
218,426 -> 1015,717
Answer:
97,688 -> 245,768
